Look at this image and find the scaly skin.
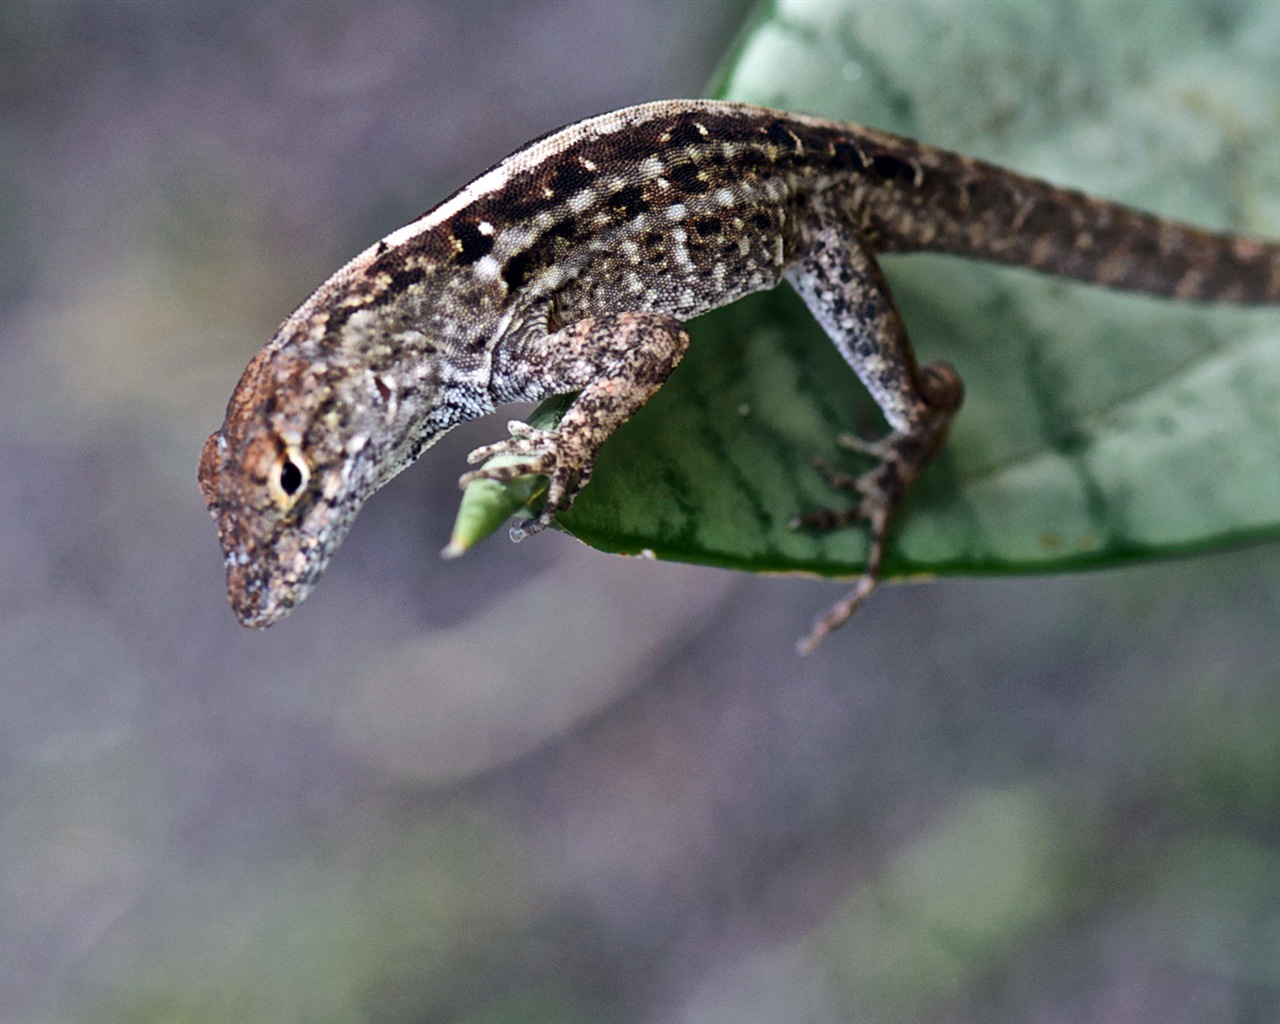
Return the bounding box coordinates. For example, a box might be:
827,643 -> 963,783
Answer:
198,100 -> 1280,647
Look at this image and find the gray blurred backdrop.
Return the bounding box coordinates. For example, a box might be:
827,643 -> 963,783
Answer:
3,2 -> 1280,1022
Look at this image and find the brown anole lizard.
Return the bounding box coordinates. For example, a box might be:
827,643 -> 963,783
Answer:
198,100 -> 1280,651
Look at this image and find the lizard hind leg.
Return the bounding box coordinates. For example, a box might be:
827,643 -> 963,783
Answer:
784,218 -> 964,653
791,365 -> 961,655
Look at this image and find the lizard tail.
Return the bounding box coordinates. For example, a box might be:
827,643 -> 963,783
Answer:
870,149 -> 1280,305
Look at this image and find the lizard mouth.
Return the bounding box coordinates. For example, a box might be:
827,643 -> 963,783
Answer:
217,501 -> 358,628
225,559 -> 299,629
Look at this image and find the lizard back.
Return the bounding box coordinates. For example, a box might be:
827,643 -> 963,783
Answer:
314,98 -> 1280,348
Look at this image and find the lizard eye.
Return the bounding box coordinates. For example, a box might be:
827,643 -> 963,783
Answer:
268,446 -> 310,510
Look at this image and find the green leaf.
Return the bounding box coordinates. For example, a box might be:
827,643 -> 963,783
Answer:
444,395 -> 574,558
462,0 -> 1280,582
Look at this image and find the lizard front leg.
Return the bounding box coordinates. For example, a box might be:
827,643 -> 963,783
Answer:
786,209 -> 964,653
462,311 -> 690,538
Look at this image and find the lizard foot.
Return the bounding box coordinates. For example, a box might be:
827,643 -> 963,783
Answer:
460,420 -> 593,540
789,426 -> 940,655
791,361 -> 963,653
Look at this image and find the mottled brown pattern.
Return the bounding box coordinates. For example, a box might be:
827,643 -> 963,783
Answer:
198,100 -> 1280,646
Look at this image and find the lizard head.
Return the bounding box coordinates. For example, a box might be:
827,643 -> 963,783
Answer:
198,333 -> 454,628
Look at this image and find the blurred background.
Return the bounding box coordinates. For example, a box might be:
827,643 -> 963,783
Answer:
3,1 -> 1280,1021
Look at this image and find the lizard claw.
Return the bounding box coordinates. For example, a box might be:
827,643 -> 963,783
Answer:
787,450 -> 883,531
460,421 -> 594,538
793,492 -> 892,655
508,516 -> 550,542
790,421 -> 944,651
465,421 -> 547,465
835,431 -> 891,458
